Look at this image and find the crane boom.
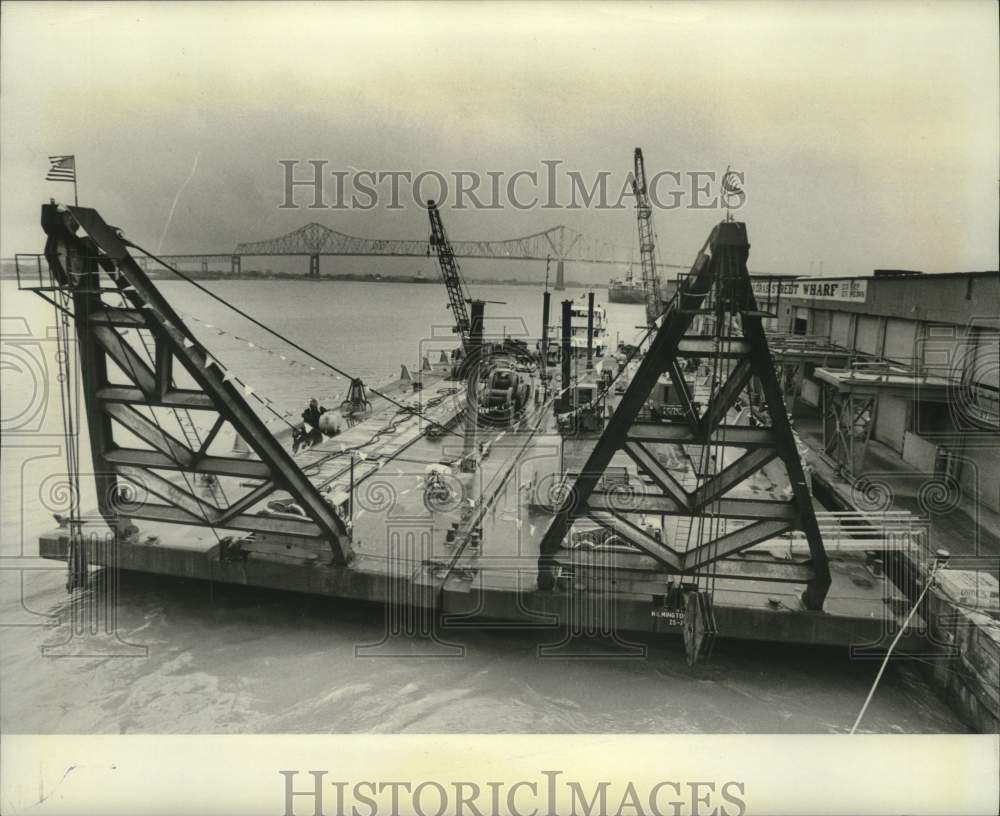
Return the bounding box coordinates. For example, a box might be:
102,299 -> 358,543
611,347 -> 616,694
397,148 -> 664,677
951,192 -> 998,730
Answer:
632,147 -> 663,325
427,200 -> 473,349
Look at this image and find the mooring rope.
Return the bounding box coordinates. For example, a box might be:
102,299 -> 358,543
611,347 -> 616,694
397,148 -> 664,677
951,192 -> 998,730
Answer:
849,555 -> 947,734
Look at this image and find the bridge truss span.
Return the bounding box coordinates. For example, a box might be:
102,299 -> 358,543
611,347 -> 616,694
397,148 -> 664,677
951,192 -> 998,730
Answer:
234,221 -> 638,265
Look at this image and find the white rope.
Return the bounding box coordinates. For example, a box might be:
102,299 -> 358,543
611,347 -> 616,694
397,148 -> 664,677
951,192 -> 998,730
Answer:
849,557 -> 946,734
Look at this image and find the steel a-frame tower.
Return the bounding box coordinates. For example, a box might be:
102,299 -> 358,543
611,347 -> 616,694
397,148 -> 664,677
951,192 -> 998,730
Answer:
36,204 -> 354,565
539,220 -> 831,611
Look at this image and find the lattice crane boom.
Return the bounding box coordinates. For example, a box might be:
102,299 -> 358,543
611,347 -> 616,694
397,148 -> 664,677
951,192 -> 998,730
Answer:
632,148 -> 664,325
427,200 -> 473,350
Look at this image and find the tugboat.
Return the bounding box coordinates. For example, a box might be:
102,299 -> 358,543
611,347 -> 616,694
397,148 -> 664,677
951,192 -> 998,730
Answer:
537,292 -> 608,367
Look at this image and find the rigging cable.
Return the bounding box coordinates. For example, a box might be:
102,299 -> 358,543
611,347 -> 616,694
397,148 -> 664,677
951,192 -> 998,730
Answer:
53,282 -> 84,590
122,240 -> 466,441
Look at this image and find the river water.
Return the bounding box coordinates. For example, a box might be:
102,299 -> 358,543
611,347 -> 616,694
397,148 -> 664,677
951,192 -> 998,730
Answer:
0,279 -> 967,733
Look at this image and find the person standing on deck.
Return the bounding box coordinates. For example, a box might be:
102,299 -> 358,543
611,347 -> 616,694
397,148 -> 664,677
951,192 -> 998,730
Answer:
294,398 -> 326,452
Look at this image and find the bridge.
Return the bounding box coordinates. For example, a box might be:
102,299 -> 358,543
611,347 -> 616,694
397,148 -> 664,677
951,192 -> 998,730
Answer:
142,222 -> 693,279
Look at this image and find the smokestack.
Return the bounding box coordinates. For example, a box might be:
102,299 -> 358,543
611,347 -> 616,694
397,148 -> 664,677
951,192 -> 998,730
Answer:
586,291 -> 595,370
458,298 -> 486,381
540,290 -> 551,381
469,299 -> 485,362
560,299 -> 572,406
462,300 -> 486,468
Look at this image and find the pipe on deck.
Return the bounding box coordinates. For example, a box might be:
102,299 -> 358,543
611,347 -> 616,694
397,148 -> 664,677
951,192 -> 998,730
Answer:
541,289 -> 551,383
586,290 -> 595,370
561,299 -> 572,408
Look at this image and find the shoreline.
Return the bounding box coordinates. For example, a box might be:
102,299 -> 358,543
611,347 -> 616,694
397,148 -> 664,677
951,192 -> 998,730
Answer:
0,270 -> 603,289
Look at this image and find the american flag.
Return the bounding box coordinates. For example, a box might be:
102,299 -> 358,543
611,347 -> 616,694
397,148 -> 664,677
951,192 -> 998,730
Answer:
46,155 -> 76,182
721,168 -> 743,196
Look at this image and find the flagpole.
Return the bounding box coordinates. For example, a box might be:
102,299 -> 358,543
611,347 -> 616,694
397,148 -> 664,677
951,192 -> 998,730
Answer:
74,161 -> 78,206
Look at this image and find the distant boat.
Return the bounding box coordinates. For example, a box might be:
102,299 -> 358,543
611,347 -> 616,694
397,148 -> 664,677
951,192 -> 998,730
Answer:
608,277 -> 645,304
608,266 -> 646,304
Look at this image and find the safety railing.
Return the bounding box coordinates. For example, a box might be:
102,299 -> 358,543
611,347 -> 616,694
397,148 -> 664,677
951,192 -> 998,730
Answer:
14,253 -> 57,291
750,509 -> 929,558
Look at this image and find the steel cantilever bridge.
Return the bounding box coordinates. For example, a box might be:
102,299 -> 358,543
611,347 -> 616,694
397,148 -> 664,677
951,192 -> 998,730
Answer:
149,221 -> 692,279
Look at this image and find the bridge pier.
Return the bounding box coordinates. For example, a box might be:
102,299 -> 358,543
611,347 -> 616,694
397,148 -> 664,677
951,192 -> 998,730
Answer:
231,255 -> 241,276
201,259 -> 208,274
309,254 -> 320,278
554,260 -> 566,291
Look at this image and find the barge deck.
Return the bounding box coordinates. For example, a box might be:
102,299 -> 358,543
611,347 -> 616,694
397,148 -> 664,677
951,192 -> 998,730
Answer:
31,204 -> 930,657
40,393 -> 921,650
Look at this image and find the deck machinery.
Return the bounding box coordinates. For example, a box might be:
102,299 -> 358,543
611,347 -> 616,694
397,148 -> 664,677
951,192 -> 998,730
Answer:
26,202 -> 921,664
427,199 -> 534,425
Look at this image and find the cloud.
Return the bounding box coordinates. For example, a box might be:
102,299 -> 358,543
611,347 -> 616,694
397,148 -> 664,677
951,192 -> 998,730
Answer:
2,2 -> 997,275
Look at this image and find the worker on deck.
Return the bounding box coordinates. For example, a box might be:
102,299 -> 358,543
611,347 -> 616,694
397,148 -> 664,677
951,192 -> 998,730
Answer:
293,398 -> 326,452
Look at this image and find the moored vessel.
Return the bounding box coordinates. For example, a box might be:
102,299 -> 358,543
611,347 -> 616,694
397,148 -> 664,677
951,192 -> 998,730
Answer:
608,266 -> 646,303
537,292 -> 608,366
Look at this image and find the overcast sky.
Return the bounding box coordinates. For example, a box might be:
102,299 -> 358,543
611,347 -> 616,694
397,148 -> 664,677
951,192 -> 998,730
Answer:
2,1 -> 997,276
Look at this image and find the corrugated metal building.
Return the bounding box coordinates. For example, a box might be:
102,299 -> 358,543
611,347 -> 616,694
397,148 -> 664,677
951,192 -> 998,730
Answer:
776,270 -> 999,512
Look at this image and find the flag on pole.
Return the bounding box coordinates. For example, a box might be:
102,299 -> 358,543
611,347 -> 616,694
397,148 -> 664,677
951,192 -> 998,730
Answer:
721,169 -> 743,196
720,167 -> 744,219
47,155 -> 78,205
46,155 -> 76,182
